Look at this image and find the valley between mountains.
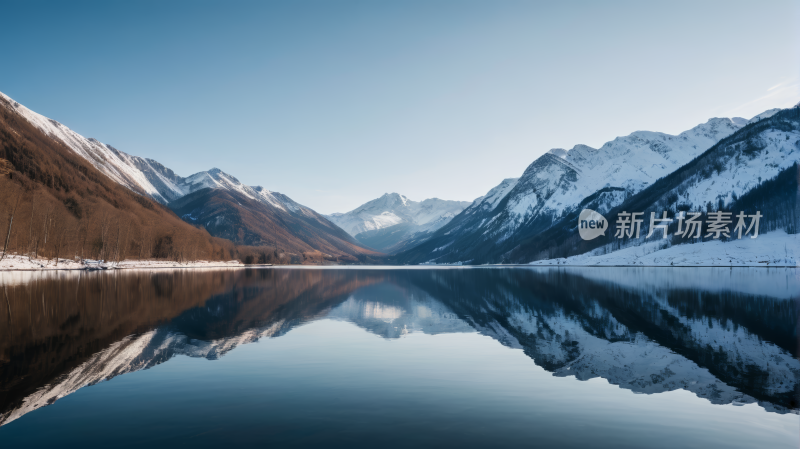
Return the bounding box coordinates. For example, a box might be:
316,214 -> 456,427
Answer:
0,89 -> 797,267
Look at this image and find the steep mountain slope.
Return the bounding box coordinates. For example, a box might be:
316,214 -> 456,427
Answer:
326,193 -> 470,253
0,94 -> 233,262
168,187 -> 380,262
0,90 -> 377,261
0,90 -> 333,212
394,109 -> 783,264
0,91 -> 187,204
507,105 -> 800,263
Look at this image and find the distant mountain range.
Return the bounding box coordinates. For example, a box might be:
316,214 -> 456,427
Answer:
326,193 -> 471,253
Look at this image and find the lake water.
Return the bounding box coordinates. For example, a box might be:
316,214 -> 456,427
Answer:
0,267 -> 797,448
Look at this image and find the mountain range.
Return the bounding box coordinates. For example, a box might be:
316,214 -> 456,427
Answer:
507,107 -> 800,264
391,106 -> 798,264
0,91 -> 385,263
0,93 -> 240,264
326,193 -> 471,253
1,87 -> 796,265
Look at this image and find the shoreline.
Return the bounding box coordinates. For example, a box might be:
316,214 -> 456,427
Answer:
0,254 -> 247,271
1,263 -> 796,272
0,255 -> 796,272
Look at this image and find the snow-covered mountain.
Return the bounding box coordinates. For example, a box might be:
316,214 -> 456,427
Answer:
171,167 -> 317,214
394,108 -> 789,264
0,91 -> 187,203
0,90 -> 378,259
507,105 -> 800,264
0,90 -> 308,211
0,91 -> 337,215
328,193 -> 471,236
326,193 -> 471,253
466,178 -> 520,214
481,114 -> 778,234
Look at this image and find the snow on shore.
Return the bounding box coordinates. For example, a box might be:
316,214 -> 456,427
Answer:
0,253 -> 244,271
529,230 -> 798,267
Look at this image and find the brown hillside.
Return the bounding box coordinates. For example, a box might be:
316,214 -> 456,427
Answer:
168,187 -> 384,263
0,95 -> 236,262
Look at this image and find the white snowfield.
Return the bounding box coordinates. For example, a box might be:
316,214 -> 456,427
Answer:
528,230 -> 798,267
0,253 -> 244,271
327,193 -> 471,237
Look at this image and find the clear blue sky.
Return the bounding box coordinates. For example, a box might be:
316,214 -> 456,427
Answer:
2,0 -> 798,214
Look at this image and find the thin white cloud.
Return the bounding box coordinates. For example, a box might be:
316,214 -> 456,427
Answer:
767,82 -> 786,91
727,80 -> 800,117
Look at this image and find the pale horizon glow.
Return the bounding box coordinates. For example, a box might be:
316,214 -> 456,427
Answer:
1,0 -> 798,214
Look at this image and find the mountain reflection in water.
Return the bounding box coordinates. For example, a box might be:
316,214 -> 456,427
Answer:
0,267 -> 797,432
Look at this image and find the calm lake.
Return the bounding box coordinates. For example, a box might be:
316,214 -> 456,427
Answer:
0,267 -> 797,448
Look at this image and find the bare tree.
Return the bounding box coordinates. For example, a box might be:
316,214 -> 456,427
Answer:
118,222 -> 130,263
27,191 -> 37,260
78,214 -> 89,261
134,226 -> 144,260
112,219 -> 121,263
41,202 -> 55,256
188,235 -> 199,264
52,222 -> 69,266
0,189 -> 22,262
137,225 -> 153,260
98,211 -> 111,261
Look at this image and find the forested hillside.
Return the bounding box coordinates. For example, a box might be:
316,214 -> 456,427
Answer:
0,95 -> 240,263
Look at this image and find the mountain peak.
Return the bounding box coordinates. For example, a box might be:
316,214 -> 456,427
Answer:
731,117 -> 749,126
748,108 -> 781,123
328,193 -> 471,238
375,192 -> 409,207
